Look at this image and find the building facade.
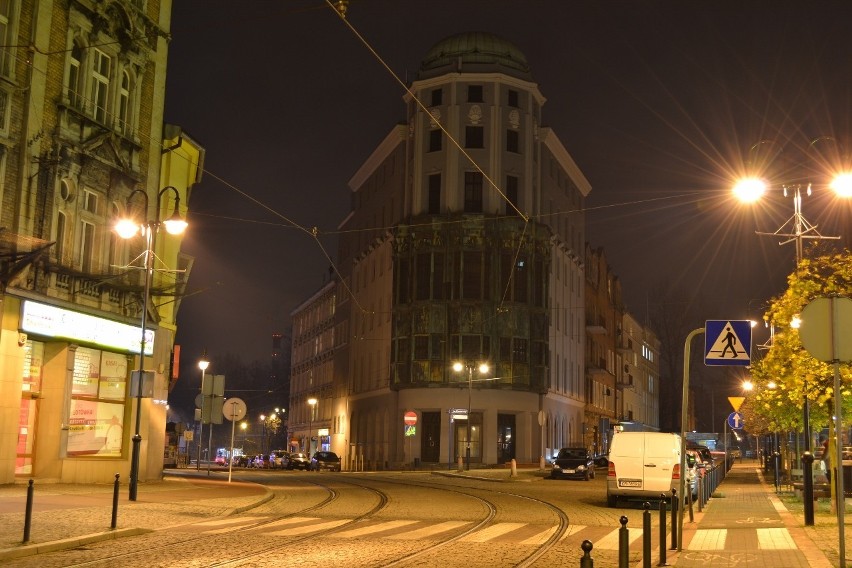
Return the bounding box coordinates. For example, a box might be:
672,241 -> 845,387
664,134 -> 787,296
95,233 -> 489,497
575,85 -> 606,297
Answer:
292,32 -> 594,469
618,311 -> 661,432
0,1 -> 200,485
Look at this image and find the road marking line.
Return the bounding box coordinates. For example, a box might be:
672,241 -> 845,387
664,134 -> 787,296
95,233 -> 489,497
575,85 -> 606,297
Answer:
387,521 -> 469,540
757,527 -> 796,549
520,526 -> 557,545
460,522 -> 526,542
195,516 -> 264,527
335,520 -> 419,538
558,524 -> 588,540
261,517 -> 320,529
594,527 -> 644,550
687,529 -> 727,550
268,519 -> 350,535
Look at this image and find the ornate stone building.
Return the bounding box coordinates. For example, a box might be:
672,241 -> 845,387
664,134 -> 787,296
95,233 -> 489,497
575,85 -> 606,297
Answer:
0,1 -> 201,485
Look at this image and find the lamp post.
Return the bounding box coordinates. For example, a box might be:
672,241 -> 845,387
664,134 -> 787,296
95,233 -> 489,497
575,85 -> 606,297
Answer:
734,140 -> 851,523
259,414 -> 266,455
116,186 -> 187,501
196,356 -> 209,471
307,398 -> 318,456
452,361 -> 490,470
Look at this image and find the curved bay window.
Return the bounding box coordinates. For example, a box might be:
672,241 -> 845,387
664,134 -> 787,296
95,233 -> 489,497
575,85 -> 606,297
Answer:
391,218 -> 550,391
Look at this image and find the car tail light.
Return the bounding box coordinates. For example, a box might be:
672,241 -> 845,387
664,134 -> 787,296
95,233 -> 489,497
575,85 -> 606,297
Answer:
608,461 -> 616,478
672,463 -> 680,480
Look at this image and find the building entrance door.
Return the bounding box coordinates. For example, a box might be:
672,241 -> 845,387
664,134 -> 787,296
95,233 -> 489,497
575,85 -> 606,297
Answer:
497,413 -> 516,464
421,412 -> 441,462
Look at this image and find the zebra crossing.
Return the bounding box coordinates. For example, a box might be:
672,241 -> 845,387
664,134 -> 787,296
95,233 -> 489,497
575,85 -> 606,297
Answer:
178,516 -> 798,551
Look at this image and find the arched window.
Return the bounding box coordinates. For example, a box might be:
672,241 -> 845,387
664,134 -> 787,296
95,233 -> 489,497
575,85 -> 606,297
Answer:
68,44 -> 83,109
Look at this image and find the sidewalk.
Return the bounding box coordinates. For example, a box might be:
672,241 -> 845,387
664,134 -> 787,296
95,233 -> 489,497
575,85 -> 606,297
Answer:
0,472 -> 272,562
674,462 -> 834,567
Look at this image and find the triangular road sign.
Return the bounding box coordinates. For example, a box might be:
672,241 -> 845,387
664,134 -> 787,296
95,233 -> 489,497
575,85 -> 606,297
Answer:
728,397 -> 745,412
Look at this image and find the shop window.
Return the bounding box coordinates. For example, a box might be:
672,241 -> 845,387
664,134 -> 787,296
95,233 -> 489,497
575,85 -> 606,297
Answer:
68,347 -> 128,457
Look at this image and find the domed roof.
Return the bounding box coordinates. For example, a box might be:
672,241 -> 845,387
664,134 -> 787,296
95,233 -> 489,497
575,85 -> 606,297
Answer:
418,32 -> 532,80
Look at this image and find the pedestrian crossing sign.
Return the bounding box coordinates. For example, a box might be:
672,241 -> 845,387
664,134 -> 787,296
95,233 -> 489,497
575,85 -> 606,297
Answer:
705,320 -> 752,366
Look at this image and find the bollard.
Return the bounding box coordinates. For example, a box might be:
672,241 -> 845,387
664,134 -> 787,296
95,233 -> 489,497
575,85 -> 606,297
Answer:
111,473 -> 120,530
802,451 -> 815,526
22,479 -> 34,544
540,455 -> 546,470
670,488 -> 677,550
697,474 -> 703,512
457,456 -> 463,472
580,539 -> 594,568
773,451 -> 781,492
687,482 -> 694,522
510,458 -> 517,477
618,516 -> 629,568
643,502 -> 651,568
658,494 -> 667,566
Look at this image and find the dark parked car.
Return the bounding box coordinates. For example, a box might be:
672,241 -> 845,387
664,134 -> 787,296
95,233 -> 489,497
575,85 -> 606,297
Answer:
286,452 -> 310,470
551,447 -> 596,480
310,451 -> 342,472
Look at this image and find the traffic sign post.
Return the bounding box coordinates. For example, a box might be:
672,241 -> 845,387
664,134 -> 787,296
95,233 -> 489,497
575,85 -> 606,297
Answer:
403,411 -> 417,469
705,320 -> 752,366
223,397 -> 247,483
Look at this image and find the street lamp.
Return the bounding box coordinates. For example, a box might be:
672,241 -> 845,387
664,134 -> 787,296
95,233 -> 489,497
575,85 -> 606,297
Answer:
734,140 -> 851,524
259,414 -> 266,455
116,186 -> 187,501
452,361 -> 490,470
307,398 -> 318,455
196,355 -> 209,471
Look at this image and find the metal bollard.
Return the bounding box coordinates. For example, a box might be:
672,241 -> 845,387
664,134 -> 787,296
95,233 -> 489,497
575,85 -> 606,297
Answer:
111,473 -> 120,529
658,494 -> 667,566
773,451 -> 781,492
580,539 -> 594,568
687,481 -> 694,522
670,488 -> 677,550
697,474 -> 703,512
618,516 -> 629,568
643,502 -> 651,568
22,479 -> 34,544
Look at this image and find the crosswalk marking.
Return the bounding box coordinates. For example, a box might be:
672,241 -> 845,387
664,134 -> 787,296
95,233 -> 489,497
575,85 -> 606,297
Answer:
459,522 -> 526,542
520,526 -> 557,545
194,516 -> 264,534
387,521 -> 469,540
262,517 -> 320,529
757,528 -> 796,549
268,519 -> 350,536
558,524 -> 588,540
688,529 -> 727,550
335,520 -> 419,538
594,527 -> 644,550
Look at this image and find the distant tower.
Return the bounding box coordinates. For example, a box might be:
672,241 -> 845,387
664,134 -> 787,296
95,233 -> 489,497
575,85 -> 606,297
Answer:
272,333 -> 283,360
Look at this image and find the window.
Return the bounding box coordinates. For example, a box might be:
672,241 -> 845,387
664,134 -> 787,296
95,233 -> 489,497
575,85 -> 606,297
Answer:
91,49 -> 111,123
465,126 -> 484,149
506,175 -> 519,215
428,173 -> 441,214
468,85 -> 483,102
464,172 -> 483,213
428,129 -> 442,152
55,212 -> 67,264
68,44 -> 83,109
80,221 -> 95,273
508,89 -> 519,107
0,89 -> 8,132
431,88 -> 442,106
462,251 -> 482,299
0,0 -> 12,77
68,347 -> 128,457
506,130 -> 519,153
83,190 -> 98,214
118,71 -> 130,134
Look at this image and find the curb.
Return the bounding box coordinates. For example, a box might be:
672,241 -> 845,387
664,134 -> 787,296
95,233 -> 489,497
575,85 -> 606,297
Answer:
0,528 -> 149,562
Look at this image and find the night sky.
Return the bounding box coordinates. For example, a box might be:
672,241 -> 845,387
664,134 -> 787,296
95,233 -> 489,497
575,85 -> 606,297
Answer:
163,1 -> 852,412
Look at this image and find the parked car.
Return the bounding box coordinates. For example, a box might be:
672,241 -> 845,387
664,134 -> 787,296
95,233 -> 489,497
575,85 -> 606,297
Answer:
550,447 -> 596,480
286,452 -> 310,470
232,454 -> 250,468
310,451 -> 342,472
269,450 -> 288,469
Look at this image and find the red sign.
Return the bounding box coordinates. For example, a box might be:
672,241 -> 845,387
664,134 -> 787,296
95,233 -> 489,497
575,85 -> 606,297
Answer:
403,411 -> 417,426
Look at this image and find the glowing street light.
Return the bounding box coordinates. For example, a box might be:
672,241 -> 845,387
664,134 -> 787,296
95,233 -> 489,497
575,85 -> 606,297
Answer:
116,186 -> 186,501
452,361 -> 490,470
196,355 -> 209,471
307,398 -> 318,456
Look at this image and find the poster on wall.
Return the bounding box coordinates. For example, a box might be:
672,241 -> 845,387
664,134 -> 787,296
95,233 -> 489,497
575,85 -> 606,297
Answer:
67,400 -> 125,456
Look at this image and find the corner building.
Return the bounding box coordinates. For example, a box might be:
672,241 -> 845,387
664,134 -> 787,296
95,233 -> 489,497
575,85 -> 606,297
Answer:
0,1 -> 196,485
327,33 -> 590,469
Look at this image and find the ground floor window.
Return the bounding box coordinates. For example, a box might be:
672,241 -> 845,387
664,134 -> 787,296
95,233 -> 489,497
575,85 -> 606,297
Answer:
16,341 -> 45,475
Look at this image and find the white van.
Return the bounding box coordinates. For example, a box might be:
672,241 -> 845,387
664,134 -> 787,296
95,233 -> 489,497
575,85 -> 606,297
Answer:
606,431 -> 683,507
